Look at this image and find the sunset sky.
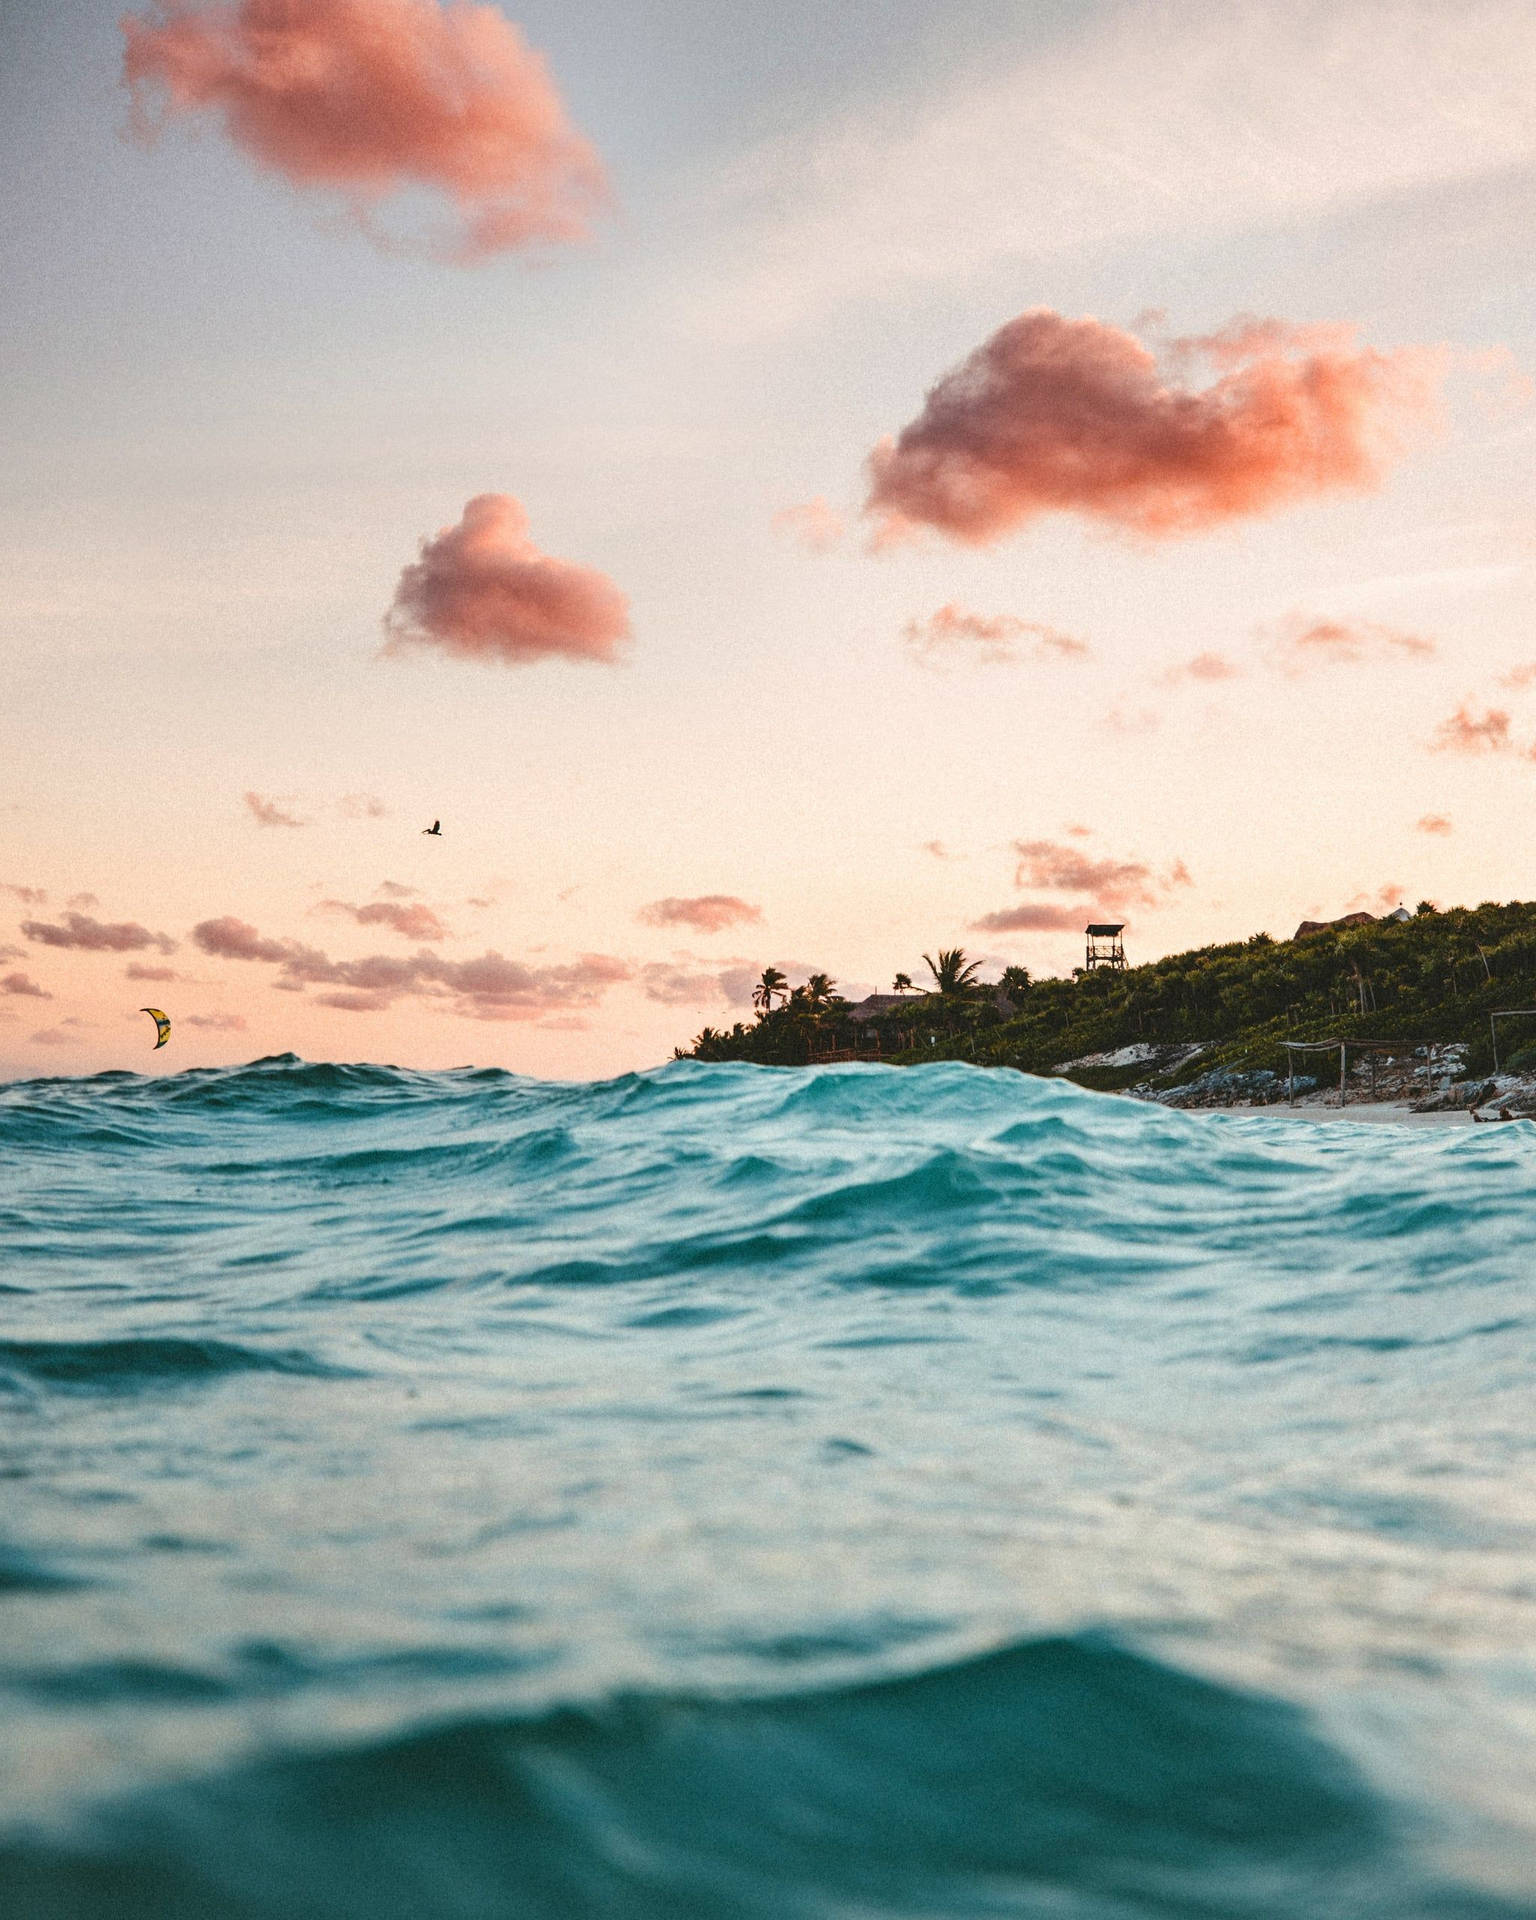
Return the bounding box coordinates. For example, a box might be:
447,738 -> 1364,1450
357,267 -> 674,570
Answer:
4,0 -> 1536,1078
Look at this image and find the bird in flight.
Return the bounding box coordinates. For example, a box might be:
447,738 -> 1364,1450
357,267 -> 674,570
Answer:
422,820 -> 442,837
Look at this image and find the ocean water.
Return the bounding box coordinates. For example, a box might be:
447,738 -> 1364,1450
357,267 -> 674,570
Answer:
3,1056 -> 1536,1919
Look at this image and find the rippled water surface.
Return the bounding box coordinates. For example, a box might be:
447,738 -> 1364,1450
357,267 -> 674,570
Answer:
3,1055 -> 1536,1917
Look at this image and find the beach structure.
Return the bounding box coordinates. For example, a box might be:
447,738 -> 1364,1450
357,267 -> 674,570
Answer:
1284,1037 -> 1441,1106
1084,923 -> 1126,972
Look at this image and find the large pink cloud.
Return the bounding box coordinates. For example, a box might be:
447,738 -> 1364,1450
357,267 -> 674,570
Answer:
122,0 -> 607,261
192,915 -> 291,962
22,911 -> 177,955
637,895 -> 762,934
865,311 -> 1439,547
384,495 -> 630,668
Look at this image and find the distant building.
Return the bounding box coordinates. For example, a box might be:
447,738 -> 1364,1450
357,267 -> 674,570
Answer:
1085,923 -> 1126,971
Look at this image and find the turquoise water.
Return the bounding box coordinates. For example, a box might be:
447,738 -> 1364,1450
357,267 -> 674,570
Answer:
2,1055 -> 1535,1917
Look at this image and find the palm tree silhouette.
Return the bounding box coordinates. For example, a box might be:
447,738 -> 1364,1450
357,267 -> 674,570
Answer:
892,971 -> 914,994
923,948 -> 981,996
805,972 -> 838,1010
752,966 -> 788,1017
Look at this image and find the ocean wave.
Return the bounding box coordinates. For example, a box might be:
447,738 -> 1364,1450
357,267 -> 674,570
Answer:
6,1635 -> 1511,1920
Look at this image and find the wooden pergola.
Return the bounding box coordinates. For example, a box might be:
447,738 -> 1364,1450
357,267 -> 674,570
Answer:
1282,1039 -> 1440,1107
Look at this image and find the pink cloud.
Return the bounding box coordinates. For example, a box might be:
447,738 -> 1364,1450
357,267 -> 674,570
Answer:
192,911 -> 629,1018
2,972 -> 50,998
193,916 -> 293,962
638,963 -> 730,1006
1346,882 -> 1405,914
1269,615 -> 1434,670
637,895 -> 762,935
2,883 -> 46,906
68,892 -> 100,909
1431,706 -> 1512,754
384,494 -> 629,668
244,791 -> 306,828
902,604 -> 1090,669
922,840 -> 957,859
122,0 -> 607,261
23,911 -> 177,955
376,881 -> 419,899
971,903 -> 1085,933
1162,651 -> 1242,685
31,1019 -> 92,1046
126,962 -> 179,981
1012,840 -> 1192,912
1416,814 -> 1453,836
321,899 -> 449,941
773,499 -> 845,553
865,310 -> 1438,548
184,1012 -> 247,1030
1500,663 -> 1536,690
338,792 -> 388,818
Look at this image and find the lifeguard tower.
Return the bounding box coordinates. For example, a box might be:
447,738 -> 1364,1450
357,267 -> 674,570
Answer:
1085,923 -> 1125,972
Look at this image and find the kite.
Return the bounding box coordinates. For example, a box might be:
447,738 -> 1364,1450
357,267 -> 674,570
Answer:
140,1007 -> 171,1049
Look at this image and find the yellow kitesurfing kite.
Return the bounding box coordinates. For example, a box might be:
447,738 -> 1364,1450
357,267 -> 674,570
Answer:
140,1007 -> 171,1050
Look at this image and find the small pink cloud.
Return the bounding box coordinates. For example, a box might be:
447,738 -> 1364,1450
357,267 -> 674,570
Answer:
1268,615 -> 1434,671
1500,662 -> 1536,689
384,494 -> 629,668
121,0 -> 608,262
23,911 -> 177,955
637,895 -> 762,935
1416,813 -> 1453,836
638,963 -> 730,1006
338,793 -> 389,819
2,972 -> 50,998
67,892 -> 100,909
376,881 -> 419,899
921,840 -> 957,859
1431,706 -> 1513,754
1162,651 -> 1242,686
126,962 -> 178,981
1012,840 -> 1190,912
245,791 -> 307,829
192,915 -> 292,962
903,604 -> 1090,669
321,899 -> 449,941
31,1018 -> 92,1046
2,882 -> 46,906
866,310 -> 1440,548
184,1012 -> 247,1031
773,499 -> 845,553
1346,882 -> 1405,914
971,903 -> 1085,933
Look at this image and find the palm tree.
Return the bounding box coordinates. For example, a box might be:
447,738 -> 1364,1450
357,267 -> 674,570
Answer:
922,948 -> 982,996
752,966 -> 788,1018
892,971 -> 914,994
999,964 -> 1031,1002
805,972 -> 838,1010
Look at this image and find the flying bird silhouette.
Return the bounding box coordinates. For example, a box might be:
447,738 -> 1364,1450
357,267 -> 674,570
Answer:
422,820 -> 442,837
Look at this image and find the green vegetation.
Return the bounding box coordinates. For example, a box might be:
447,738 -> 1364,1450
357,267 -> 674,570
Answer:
676,901 -> 1536,1082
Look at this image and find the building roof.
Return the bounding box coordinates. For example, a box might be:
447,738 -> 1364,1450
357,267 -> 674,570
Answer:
1086,923 -> 1124,937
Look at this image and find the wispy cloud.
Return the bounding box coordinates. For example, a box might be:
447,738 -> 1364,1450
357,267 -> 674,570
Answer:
1,972 -> 50,999
902,605 -> 1089,669
1416,813 -> 1453,835
183,1012 -> 247,1031
1012,839 -> 1193,912
1430,705 -> 1514,754
690,1 -> 1536,339
191,915 -> 630,1020
971,902 -> 1085,934
22,911 -> 177,955
321,899 -> 449,942
772,499 -> 845,553
245,791 -> 307,829
1267,614 -> 1435,671
637,895 -> 762,934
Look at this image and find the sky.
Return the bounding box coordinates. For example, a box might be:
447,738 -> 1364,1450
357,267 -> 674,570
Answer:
2,0 -> 1536,1079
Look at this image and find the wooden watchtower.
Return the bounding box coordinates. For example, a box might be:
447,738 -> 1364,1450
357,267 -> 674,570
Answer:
1085,923 -> 1125,972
